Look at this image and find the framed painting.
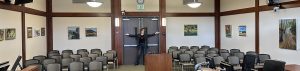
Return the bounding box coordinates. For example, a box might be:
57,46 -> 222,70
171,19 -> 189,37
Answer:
184,25 -> 197,36
238,26 -> 246,37
27,27 -> 32,38
68,26 -> 80,40
0,29 -> 4,41
225,25 -> 232,38
85,28 -> 97,37
279,19 -> 297,50
5,28 -> 16,40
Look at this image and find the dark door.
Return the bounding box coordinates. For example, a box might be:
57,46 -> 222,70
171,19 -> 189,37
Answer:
122,17 -> 160,65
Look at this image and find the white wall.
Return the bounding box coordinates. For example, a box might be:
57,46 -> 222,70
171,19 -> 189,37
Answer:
221,0 -> 254,12
166,0 -> 214,13
0,9 -> 22,70
25,0 -> 46,11
221,13 -> 256,52
25,14 -> 47,60
122,0 -> 159,12
166,17 -> 215,50
53,17 -> 111,53
52,0 -> 111,13
260,7 -> 300,64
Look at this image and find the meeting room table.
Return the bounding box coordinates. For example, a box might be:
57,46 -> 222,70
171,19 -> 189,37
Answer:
285,64 -> 300,71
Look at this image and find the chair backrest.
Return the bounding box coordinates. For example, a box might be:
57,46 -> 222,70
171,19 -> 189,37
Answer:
169,46 -> 179,50
194,53 -> 205,58
213,56 -> 224,66
179,53 -> 191,62
70,54 -> 82,62
200,45 -> 210,49
179,49 -> 188,53
190,46 -> 200,49
33,55 -> 47,63
195,50 -> 206,54
246,51 -> 257,56
180,46 -> 189,50
258,54 -> 271,63
172,51 -> 181,59
95,56 -> 108,65
88,53 -> 99,60
220,52 -> 230,60
219,49 -> 229,53
77,49 -> 88,53
24,59 -> 40,67
230,49 -> 240,55
103,53 -> 114,61
43,59 -> 56,68
78,52 -> 89,57
89,61 -> 103,71
263,60 -> 286,71
233,52 -> 245,60
228,56 -> 240,65
62,50 -> 73,54
106,50 -> 117,58
242,55 -> 257,71
62,52 -> 72,58
47,63 -> 61,71
48,53 -> 60,58
194,57 -> 206,64
50,55 -> 62,63
49,50 -> 60,54
206,53 -> 219,57
61,58 -> 74,67
208,48 -> 219,53
168,49 -> 177,54
80,57 -> 92,66
69,62 -> 84,71
207,50 -> 218,54
91,49 -> 102,56
184,51 -> 194,57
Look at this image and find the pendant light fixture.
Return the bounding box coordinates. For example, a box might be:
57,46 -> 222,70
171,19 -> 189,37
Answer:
87,0 -> 103,7
186,0 -> 202,8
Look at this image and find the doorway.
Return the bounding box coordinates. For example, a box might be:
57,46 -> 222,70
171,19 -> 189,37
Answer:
122,17 -> 160,65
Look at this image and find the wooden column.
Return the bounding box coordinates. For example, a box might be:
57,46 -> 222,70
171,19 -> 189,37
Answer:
21,4 -> 26,66
111,0 -> 122,64
215,0 -> 221,49
159,0 -> 166,53
255,0 -> 260,53
46,0 -> 53,53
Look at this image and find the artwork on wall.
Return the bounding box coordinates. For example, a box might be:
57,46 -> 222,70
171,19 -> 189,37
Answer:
225,25 -> 232,38
5,28 -> 16,40
184,25 -> 197,36
279,19 -> 297,50
0,29 -> 4,41
68,26 -> 80,40
27,27 -> 32,38
85,28 -> 97,37
34,29 -> 40,37
41,28 -> 45,36
238,25 -> 247,37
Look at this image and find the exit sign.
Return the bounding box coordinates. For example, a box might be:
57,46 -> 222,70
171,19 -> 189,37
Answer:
137,4 -> 144,10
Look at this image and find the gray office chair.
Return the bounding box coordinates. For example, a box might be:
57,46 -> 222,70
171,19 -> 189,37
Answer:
48,53 -> 60,58
50,55 -> 62,63
24,59 -> 40,67
89,61 -> 103,71
61,58 -> 74,69
179,53 -> 193,71
195,50 -> 206,54
80,57 -> 92,67
62,52 -> 72,58
184,50 -> 194,58
228,56 -> 242,70
234,52 -> 245,60
194,53 -> 205,58
200,45 -> 210,49
91,49 -> 102,56
62,50 -> 73,54
69,62 -> 84,71
77,49 -> 88,54
220,52 -> 230,60
43,58 -> 56,70
70,54 -> 82,62
213,56 -> 224,66
194,57 -> 206,65
208,48 -> 219,53
219,49 -> 229,53
258,54 -> 271,63
172,50 -> 181,61
206,53 -> 219,58
207,50 -> 218,54
103,53 -> 116,69
88,53 -> 99,60
47,63 -> 61,71
169,46 -> 179,50
230,49 -> 240,55
168,49 -> 177,54
49,50 -> 60,54
79,52 -> 89,57
190,46 -> 200,52
180,46 -> 189,50
95,56 -> 108,71
33,55 -> 47,63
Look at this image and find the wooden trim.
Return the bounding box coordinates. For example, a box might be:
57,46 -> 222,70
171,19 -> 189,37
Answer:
21,4 -> 26,66
52,13 -> 111,17
124,12 -> 160,16
215,0 -> 221,49
255,0 -> 260,54
0,1 -> 46,16
159,0 -> 166,53
165,13 -> 215,17
46,0 -> 53,53
221,7 -> 255,16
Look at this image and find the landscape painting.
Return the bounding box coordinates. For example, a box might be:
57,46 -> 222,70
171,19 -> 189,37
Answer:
279,19 -> 297,50
225,25 -> 232,38
68,26 -> 80,40
85,28 -> 97,37
27,27 -> 32,38
34,29 -> 40,37
0,29 -> 4,41
5,28 -> 16,40
184,25 -> 197,36
239,26 -> 246,37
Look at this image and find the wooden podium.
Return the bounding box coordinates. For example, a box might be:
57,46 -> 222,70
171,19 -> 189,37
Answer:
145,53 -> 172,71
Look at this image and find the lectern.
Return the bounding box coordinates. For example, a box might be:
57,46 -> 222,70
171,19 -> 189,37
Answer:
145,53 -> 172,71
